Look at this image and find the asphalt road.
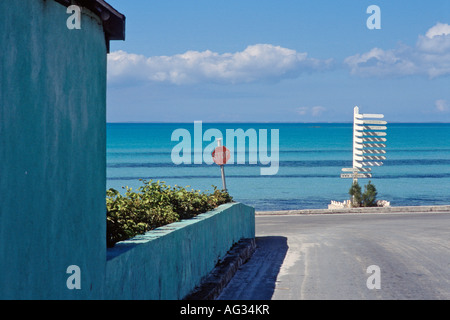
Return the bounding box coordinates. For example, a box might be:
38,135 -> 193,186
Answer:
217,212 -> 450,300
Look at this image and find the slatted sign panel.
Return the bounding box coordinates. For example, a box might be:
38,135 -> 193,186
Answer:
341,106 -> 387,180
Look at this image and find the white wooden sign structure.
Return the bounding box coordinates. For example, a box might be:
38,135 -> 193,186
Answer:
341,106 -> 387,182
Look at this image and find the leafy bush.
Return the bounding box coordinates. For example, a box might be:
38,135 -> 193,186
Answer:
349,181 -> 363,207
362,180 -> 378,207
106,179 -> 233,248
349,180 -> 378,208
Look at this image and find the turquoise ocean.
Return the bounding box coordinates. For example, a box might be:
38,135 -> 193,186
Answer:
107,123 -> 450,211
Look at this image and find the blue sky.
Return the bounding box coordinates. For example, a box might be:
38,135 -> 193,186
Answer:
106,0 -> 450,123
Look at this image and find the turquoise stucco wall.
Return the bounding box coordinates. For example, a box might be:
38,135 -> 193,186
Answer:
0,1 -> 107,299
105,202 -> 255,300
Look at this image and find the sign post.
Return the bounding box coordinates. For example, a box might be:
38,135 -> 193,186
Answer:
212,138 -> 231,192
341,106 -> 387,182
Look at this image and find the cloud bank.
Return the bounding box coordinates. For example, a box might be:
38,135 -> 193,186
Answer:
108,23 -> 450,85
345,23 -> 450,78
108,44 -> 333,85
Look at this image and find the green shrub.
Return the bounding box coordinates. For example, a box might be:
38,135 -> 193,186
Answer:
362,180 -> 378,207
348,180 -> 378,208
106,179 -> 233,248
349,181 -> 362,207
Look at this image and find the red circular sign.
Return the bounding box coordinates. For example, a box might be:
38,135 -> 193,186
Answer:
212,146 -> 231,165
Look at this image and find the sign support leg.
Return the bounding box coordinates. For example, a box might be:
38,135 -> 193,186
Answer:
220,165 -> 227,192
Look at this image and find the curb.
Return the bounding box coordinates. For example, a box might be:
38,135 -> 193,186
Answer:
183,238 -> 256,300
255,205 -> 450,215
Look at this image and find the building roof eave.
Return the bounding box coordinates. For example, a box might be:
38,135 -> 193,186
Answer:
55,0 -> 125,48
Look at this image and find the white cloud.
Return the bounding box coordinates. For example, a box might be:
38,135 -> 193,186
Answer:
108,44 -> 333,85
344,47 -> 419,77
311,106 -> 326,116
296,106 -> 326,117
296,107 -> 308,116
425,23 -> 450,38
345,23 -> 450,78
435,99 -> 449,113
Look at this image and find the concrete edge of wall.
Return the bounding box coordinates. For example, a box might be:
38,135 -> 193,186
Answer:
256,205 -> 450,215
183,238 -> 256,300
105,202 -> 255,300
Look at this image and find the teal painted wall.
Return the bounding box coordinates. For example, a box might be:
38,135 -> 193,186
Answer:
105,203 -> 255,300
0,1 -> 107,299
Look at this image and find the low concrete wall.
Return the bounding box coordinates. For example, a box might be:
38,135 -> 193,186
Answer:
256,205 -> 450,215
105,202 -> 255,300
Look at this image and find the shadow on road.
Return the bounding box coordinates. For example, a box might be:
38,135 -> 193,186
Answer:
218,236 -> 288,300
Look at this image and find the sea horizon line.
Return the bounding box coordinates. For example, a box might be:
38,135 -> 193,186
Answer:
106,121 -> 450,124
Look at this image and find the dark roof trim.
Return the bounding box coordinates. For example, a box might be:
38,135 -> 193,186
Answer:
55,0 -> 125,49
